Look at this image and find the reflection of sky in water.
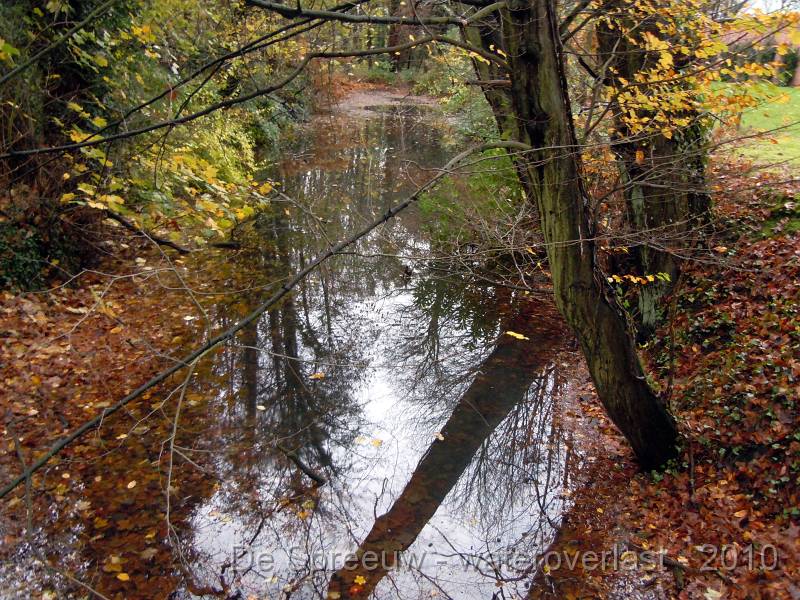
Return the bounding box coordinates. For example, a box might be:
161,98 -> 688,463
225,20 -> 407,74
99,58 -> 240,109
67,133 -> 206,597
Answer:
178,107 -> 571,599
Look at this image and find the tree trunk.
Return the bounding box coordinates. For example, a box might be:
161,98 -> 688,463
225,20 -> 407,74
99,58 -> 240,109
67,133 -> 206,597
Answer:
596,2 -> 710,339
792,48 -> 800,87
497,0 -> 678,469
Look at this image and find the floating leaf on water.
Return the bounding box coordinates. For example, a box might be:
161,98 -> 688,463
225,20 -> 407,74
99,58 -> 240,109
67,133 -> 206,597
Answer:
504,331 -> 530,340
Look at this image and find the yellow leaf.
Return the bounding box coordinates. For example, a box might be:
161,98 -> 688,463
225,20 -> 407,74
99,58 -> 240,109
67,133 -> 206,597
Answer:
309,372 -> 325,380
370,438 -> 383,447
116,573 -> 130,582
635,149 -> 645,164
69,129 -> 87,143
66,101 -> 88,116
504,331 -> 530,340
257,181 -> 273,195
91,116 -> 108,128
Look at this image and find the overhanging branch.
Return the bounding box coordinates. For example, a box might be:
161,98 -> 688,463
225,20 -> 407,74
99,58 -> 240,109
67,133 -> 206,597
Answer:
1,37 -> 507,160
247,0 -> 468,26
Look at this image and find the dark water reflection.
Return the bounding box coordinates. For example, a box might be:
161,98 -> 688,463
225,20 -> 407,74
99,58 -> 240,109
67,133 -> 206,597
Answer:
5,105 -> 577,599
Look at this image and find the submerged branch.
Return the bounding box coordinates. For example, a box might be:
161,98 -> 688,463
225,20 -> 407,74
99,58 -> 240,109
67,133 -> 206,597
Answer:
276,444 -> 327,486
105,210 -> 191,254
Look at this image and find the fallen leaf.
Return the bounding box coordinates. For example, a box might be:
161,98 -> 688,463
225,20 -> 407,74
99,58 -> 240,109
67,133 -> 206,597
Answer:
504,331 -> 530,340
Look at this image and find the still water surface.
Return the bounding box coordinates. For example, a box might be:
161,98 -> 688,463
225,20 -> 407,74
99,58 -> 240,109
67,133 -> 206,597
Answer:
7,100 -> 577,599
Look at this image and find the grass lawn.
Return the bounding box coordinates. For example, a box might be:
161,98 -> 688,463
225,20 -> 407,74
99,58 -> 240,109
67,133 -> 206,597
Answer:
728,82 -> 800,166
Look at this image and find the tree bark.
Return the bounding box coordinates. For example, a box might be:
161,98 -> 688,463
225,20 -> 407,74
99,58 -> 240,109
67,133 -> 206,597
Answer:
497,0 -> 678,469
792,48 -> 800,87
596,2 -> 709,339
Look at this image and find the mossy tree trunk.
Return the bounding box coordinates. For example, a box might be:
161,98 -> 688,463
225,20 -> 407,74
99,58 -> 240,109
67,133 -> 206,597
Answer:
596,2 -> 711,338
494,0 -> 678,469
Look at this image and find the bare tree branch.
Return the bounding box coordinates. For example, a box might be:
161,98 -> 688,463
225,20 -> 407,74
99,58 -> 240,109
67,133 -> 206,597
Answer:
247,0 -> 469,25
1,36 -> 506,160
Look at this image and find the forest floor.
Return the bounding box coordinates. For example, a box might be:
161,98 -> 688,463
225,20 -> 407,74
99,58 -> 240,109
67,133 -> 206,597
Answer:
0,228 -> 201,596
534,161 -> 800,599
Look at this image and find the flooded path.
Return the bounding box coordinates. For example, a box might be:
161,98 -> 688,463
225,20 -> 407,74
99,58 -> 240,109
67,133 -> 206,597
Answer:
2,94 -> 581,599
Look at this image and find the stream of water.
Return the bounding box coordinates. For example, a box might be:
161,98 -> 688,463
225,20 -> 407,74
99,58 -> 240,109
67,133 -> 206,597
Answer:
5,97 -> 579,600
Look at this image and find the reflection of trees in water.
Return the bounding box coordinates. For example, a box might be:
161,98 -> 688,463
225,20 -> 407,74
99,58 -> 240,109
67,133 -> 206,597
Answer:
273,109 -> 457,290
328,296 -> 568,599
451,363 -> 572,558
172,110 -> 572,598
217,209 -> 368,481
332,272 -> 575,595
389,275 -> 504,424
194,107 -> 461,502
